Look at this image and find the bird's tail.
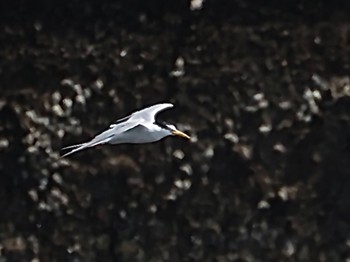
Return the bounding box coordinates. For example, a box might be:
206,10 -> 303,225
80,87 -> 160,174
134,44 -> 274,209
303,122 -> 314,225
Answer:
61,143 -> 85,150
60,142 -> 90,158
60,139 -> 109,158
61,128 -> 115,158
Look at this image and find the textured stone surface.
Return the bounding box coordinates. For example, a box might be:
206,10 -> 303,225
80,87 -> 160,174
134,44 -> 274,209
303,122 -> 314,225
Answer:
1,1 -> 350,261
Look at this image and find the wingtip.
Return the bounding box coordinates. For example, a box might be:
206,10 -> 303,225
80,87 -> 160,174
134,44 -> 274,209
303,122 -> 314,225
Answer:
159,102 -> 174,106
160,102 -> 174,109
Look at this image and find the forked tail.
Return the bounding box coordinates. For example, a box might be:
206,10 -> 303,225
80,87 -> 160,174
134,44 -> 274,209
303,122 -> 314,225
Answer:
61,128 -> 114,158
60,142 -> 91,158
61,138 -> 110,158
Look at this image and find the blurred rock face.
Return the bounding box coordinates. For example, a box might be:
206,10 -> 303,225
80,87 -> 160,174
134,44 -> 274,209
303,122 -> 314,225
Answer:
1,1 -> 350,261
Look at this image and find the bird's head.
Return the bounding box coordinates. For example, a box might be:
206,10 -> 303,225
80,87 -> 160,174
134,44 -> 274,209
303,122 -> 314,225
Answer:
157,122 -> 191,140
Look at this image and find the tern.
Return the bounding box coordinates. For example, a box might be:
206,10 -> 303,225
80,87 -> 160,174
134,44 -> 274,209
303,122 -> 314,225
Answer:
61,103 -> 190,157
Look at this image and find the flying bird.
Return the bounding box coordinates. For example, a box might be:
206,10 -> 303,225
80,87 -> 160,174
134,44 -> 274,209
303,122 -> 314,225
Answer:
61,103 -> 190,157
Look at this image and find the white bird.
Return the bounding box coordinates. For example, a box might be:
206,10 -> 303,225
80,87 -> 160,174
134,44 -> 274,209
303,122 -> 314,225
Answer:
61,103 -> 190,157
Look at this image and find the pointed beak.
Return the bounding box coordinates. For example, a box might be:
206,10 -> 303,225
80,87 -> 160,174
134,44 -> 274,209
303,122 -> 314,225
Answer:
172,129 -> 191,140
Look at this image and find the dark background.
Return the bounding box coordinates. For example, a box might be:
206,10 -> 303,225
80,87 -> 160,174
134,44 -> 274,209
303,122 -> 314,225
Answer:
1,0 -> 350,261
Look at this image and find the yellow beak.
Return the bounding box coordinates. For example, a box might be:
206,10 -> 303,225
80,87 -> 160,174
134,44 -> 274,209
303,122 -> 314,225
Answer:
172,129 -> 191,140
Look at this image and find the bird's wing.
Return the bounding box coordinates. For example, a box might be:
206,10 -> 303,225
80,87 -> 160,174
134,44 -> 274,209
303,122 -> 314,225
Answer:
110,115 -> 132,126
109,103 -> 173,128
104,120 -> 141,137
111,103 -> 174,125
129,103 -> 174,121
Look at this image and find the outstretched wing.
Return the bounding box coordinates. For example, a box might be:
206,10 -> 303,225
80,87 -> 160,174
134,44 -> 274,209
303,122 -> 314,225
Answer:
110,103 -> 174,127
130,103 -> 174,121
109,115 -> 132,128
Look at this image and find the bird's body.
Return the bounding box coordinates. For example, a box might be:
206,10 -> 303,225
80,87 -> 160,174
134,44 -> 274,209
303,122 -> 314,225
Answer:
61,103 -> 190,157
109,123 -> 168,144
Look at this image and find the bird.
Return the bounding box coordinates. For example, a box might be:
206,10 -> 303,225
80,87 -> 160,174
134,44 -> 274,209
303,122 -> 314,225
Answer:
61,103 -> 190,157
